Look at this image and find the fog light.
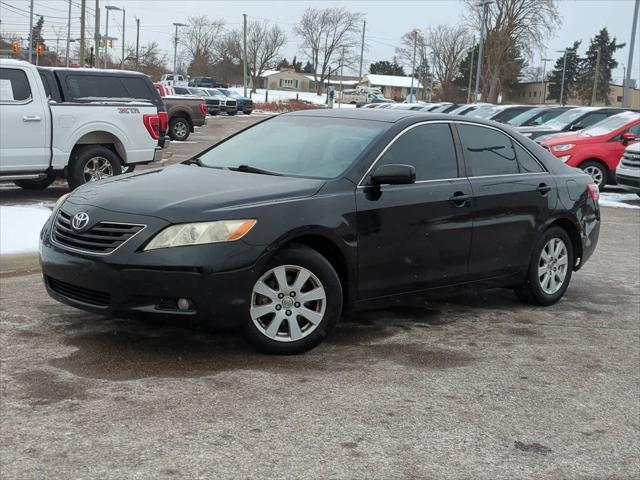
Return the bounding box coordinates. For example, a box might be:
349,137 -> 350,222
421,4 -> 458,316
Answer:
177,298 -> 192,311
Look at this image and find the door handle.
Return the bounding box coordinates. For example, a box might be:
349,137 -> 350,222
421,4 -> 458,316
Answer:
536,183 -> 552,195
22,115 -> 41,122
449,192 -> 472,207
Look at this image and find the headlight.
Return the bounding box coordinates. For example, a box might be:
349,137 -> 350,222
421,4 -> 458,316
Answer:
557,155 -> 571,163
52,193 -> 70,213
552,144 -> 575,152
144,219 -> 257,251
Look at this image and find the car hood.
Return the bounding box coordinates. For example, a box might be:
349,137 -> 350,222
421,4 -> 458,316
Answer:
65,164 -> 326,222
540,132 -> 601,146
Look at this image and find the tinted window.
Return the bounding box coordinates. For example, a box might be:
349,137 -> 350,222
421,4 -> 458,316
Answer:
38,72 -> 52,98
0,68 -> 31,102
458,125 -> 519,176
66,74 -> 152,101
579,112 -> 610,128
492,107 -> 530,123
628,123 -> 640,136
378,124 -> 458,181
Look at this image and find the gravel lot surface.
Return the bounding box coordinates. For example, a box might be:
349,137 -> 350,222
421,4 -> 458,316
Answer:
1,115 -> 639,479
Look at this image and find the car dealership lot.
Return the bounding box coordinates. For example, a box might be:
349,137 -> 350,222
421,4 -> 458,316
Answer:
1,117 -> 639,479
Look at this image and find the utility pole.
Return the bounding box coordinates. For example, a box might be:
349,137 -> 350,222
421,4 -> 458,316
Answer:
358,20 -> 366,80
591,46 -> 601,106
623,0 -> 639,107
467,39 -> 475,104
94,0 -> 100,68
28,0 -> 34,63
104,6 -> 109,68
121,8 -> 126,69
429,50 -> 435,101
474,0 -> 491,102
173,22 -> 187,77
135,17 -> 140,68
409,28 -> 420,102
243,14 -> 248,97
540,57 -> 552,104
557,49 -> 568,105
79,0 -> 86,67
339,46 -> 345,109
66,0 -> 72,66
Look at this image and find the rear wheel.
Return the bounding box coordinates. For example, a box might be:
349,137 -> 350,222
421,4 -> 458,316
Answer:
579,160 -> 608,189
515,226 -> 573,306
227,110 -> 237,116
244,245 -> 342,354
169,116 -> 190,141
13,173 -> 55,190
67,146 -> 122,190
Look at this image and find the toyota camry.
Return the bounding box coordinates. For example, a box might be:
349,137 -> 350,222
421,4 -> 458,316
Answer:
40,109 -> 600,354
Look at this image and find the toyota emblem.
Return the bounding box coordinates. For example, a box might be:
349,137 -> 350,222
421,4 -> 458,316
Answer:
71,212 -> 90,232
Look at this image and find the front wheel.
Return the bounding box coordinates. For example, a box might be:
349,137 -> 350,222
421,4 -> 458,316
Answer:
579,160 -> 608,189
244,245 -> 343,354
67,146 -> 122,189
515,227 -> 574,306
227,111 -> 237,116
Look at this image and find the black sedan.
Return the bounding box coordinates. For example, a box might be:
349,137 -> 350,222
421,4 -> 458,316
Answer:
40,110 -> 600,354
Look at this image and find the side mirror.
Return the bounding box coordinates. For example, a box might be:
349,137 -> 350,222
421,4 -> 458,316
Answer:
621,132 -> 637,143
569,123 -> 583,131
370,164 -> 416,185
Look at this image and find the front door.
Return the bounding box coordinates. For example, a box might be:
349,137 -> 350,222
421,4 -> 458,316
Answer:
356,122 -> 473,299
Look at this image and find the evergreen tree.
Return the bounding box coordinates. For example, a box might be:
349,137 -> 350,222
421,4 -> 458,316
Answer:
369,60 -> 405,76
546,41 -> 581,104
31,16 -> 45,49
577,28 -> 624,105
302,61 -> 314,73
291,55 -> 302,72
454,44 -> 479,100
277,57 -> 291,70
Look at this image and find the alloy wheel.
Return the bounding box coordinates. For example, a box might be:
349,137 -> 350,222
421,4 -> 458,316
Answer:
173,121 -> 188,139
250,265 -> 326,342
538,238 -> 569,295
583,165 -> 604,186
83,157 -> 114,182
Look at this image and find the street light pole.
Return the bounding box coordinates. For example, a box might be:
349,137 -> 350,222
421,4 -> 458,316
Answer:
467,38 -> 475,104
120,8 -> 125,69
556,49 -> 568,105
591,46 -> 601,106
410,28 -> 420,102
65,0 -> 72,66
173,22 -> 187,77
104,6 -> 122,68
623,0 -> 639,107
243,14 -> 248,97
28,0 -> 34,63
474,0 -> 491,102
540,57 -> 552,104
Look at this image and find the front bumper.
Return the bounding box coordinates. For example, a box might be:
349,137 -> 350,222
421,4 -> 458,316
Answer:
39,207 -> 266,328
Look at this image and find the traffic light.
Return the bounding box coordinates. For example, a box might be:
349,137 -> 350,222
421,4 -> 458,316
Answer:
36,43 -> 45,54
11,41 -> 20,54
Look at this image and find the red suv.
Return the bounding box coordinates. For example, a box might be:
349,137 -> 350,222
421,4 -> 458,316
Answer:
540,111 -> 640,188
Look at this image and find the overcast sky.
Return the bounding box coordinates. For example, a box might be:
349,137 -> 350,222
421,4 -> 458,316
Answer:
1,0 -> 638,83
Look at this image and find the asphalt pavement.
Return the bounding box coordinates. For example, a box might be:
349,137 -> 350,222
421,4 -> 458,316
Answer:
0,115 -> 639,479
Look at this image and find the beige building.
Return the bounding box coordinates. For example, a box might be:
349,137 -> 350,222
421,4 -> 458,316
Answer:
505,81 -> 640,108
358,74 -> 424,101
259,68 -> 359,93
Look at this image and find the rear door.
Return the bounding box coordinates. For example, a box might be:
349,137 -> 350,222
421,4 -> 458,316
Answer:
455,123 -> 554,279
0,66 -> 49,172
356,122 -> 473,299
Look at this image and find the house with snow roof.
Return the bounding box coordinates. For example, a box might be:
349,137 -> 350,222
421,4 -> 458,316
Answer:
358,74 -> 424,101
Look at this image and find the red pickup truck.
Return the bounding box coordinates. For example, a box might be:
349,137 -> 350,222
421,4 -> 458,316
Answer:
540,111 -> 640,188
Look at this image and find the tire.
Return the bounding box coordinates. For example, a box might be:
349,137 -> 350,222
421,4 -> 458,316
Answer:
515,226 -> 574,306
13,173 -> 55,190
169,116 -> 190,141
243,110 -> 252,115
244,245 -> 343,354
67,145 -> 122,190
579,160 -> 608,189
227,111 -> 237,116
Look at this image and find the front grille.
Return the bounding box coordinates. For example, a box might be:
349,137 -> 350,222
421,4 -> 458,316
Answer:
226,100 -> 237,107
621,152 -> 640,169
52,210 -> 145,255
47,276 -> 110,307
207,99 -> 220,106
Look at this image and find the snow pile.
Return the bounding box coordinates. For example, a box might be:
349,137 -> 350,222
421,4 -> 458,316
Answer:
599,192 -> 640,210
0,205 -> 52,254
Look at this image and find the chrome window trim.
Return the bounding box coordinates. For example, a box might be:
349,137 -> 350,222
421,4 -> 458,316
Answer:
357,119 -> 549,187
50,210 -> 147,256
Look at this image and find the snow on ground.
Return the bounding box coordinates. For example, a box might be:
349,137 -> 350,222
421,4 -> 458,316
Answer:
229,87 -> 356,108
0,205 -> 52,255
599,191 -> 640,209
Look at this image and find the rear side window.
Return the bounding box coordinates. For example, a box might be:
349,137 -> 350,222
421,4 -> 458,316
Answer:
38,72 -> 52,98
459,124 -> 543,176
377,123 -> 459,181
0,68 -> 32,102
65,74 -> 153,101
493,108 -> 529,123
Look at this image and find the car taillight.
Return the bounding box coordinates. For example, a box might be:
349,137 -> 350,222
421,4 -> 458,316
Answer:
587,183 -> 599,202
158,112 -> 168,134
199,103 -> 208,115
143,114 -> 160,140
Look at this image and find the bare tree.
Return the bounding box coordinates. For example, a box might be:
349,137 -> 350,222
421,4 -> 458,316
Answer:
520,65 -> 544,82
465,0 -> 560,102
429,24 -> 472,100
395,30 -> 430,99
245,20 -> 286,92
295,7 -> 363,95
180,15 -> 225,76
123,41 -> 169,79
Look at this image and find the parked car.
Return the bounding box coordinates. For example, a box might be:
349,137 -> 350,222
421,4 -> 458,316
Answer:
0,60 -> 165,189
186,87 -> 223,116
518,107 -> 633,140
466,104 -> 536,123
40,109 -> 600,354
215,88 -> 254,115
616,142 -> 640,196
431,103 -> 461,113
506,106 -> 575,127
204,88 -> 238,115
159,73 -> 187,87
448,103 -> 494,116
188,77 -> 215,88
540,111 -> 640,188
154,83 -> 208,141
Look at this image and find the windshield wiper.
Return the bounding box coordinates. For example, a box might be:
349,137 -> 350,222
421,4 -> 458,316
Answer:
228,164 -> 282,176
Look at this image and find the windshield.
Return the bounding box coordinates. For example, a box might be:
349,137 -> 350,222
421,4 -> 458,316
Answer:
467,106 -> 499,119
190,88 -> 208,96
543,108 -> 590,130
217,88 -> 233,96
507,108 -> 549,126
197,116 -> 387,179
580,113 -> 639,136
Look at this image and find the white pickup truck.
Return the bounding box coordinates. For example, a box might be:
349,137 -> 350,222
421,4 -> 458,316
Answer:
0,59 -> 166,190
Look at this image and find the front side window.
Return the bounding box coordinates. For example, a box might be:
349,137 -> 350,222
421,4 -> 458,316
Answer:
198,116 -> 387,179
580,112 -> 611,129
581,113 -> 639,136
0,68 -> 32,102
458,125 -> 520,176
376,123 -> 458,181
